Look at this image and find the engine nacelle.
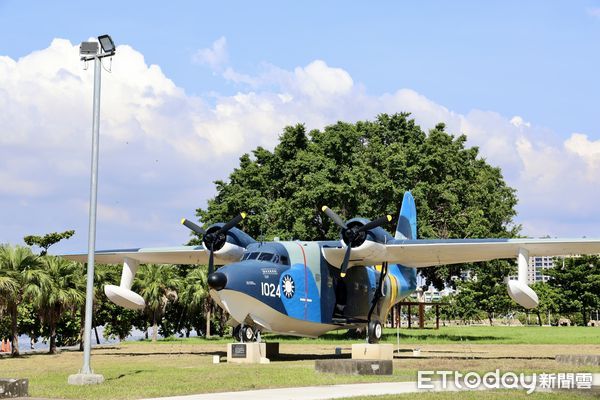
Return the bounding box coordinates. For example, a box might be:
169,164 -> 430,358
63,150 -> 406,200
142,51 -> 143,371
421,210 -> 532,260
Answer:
340,239 -> 387,263
202,224 -> 255,265
212,241 -> 245,264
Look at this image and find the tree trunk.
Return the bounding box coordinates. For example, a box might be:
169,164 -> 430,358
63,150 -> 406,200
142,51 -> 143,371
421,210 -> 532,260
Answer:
487,313 -> 493,326
152,313 -> 158,342
582,306 -> 589,326
78,304 -> 85,351
10,303 -> 19,357
94,326 -> 100,344
536,310 -> 542,326
205,302 -> 211,338
49,314 -> 57,354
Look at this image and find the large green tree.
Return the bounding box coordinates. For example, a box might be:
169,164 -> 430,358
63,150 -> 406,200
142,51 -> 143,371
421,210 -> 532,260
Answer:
0,245 -> 46,356
547,255 -> 600,326
195,114 -> 519,288
455,261 -> 515,325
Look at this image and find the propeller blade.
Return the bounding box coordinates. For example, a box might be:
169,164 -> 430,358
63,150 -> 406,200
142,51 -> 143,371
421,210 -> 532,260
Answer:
322,206 -> 347,229
340,244 -> 352,278
357,215 -> 392,233
181,218 -> 206,235
208,242 -> 215,276
217,212 -> 247,234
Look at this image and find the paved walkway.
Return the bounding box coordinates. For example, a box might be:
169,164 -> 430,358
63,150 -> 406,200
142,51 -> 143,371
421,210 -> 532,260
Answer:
142,375 -> 600,400
141,381 -> 460,400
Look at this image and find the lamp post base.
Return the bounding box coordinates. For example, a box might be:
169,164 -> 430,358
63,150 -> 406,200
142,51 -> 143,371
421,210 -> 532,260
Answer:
67,373 -> 104,385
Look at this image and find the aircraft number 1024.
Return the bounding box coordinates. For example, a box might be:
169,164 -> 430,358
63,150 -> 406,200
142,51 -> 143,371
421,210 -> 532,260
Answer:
261,282 -> 281,298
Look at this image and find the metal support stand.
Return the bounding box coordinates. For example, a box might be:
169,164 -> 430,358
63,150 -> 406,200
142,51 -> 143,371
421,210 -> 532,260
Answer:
68,54 -> 104,386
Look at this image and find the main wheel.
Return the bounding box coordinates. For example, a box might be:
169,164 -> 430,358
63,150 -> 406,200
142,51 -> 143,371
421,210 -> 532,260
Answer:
241,325 -> 255,342
367,320 -> 382,344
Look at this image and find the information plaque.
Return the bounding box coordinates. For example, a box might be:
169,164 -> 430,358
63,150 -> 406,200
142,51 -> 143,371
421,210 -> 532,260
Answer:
231,343 -> 247,358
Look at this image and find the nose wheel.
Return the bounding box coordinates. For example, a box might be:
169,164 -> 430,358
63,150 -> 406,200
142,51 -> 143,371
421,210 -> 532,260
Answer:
367,320 -> 383,343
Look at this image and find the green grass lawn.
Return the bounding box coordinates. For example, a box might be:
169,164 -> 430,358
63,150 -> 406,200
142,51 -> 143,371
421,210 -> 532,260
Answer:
149,325 -> 600,345
0,325 -> 598,399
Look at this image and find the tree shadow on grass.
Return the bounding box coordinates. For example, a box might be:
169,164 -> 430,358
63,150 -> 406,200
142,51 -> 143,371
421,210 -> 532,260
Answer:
273,352 -> 351,361
95,350 -> 227,358
107,369 -> 148,381
383,332 -> 504,342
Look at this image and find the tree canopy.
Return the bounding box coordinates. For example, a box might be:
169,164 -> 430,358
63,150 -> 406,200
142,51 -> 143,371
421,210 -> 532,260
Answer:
23,230 -> 75,256
196,113 -> 519,287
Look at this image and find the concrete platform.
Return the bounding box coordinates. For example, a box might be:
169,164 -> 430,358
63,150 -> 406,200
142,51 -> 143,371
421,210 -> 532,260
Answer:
315,359 -> 393,375
67,373 -> 104,385
556,354 -> 600,366
0,379 -> 28,398
351,343 -> 393,360
226,342 -> 279,364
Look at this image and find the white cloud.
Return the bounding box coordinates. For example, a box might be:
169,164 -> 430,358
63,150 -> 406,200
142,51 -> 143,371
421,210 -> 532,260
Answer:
564,133 -> 600,170
192,36 -> 228,70
510,116 -> 531,128
1,38 -> 600,253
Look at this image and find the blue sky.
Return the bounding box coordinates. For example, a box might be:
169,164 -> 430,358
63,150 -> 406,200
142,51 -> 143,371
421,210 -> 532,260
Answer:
3,1 -> 599,133
1,1 -> 600,253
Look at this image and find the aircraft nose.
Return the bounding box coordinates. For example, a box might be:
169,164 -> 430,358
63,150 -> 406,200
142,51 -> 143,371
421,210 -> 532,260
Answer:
208,271 -> 227,291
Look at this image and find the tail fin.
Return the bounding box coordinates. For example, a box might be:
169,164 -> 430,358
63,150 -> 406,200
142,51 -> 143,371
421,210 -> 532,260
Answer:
395,191 -> 417,240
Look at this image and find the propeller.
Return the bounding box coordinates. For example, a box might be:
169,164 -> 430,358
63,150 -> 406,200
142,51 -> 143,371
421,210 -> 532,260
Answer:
322,206 -> 391,278
181,212 -> 247,275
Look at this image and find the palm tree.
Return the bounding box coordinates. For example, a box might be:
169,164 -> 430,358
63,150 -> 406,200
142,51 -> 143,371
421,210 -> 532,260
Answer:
133,264 -> 182,342
0,244 -> 46,356
179,266 -> 209,337
36,256 -> 85,354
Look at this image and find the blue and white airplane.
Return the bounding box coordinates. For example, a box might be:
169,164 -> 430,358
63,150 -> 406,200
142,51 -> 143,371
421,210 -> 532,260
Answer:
64,192 -> 600,343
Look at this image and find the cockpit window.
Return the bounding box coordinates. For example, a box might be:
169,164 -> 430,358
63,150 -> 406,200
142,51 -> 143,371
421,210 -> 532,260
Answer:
241,251 -> 289,265
258,252 -> 274,261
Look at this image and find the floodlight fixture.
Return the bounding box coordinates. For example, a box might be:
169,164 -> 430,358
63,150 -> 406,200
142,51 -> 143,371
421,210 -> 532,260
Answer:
80,41 -> 99,56
98,34 -> 115,54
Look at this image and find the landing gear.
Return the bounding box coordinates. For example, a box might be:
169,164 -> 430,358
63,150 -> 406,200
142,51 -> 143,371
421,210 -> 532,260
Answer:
232,325 -> 242,342
233,324 -> 257,342
241,325 -> 256,342
366,262 -> 388,344
367,320 -> 383,344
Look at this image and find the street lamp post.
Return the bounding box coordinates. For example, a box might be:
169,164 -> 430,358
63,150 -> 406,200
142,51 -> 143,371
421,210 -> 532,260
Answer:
68,35 -> 115,386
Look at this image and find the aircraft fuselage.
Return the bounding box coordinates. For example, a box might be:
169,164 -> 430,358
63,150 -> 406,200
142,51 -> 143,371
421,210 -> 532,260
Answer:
210,240 -> 417,337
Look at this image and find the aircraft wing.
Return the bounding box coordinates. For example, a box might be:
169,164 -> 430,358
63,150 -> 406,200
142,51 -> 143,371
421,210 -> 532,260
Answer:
61,245 -> 210,265
322,238 -> 600,268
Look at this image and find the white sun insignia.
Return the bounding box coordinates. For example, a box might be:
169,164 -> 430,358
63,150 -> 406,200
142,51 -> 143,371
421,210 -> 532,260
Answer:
282,275 -> 295,298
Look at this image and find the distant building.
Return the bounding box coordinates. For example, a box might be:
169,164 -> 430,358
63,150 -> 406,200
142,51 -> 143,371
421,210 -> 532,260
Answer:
408,286 -> 455,302
528,256 -> 555,284
508,256 -> 557,284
